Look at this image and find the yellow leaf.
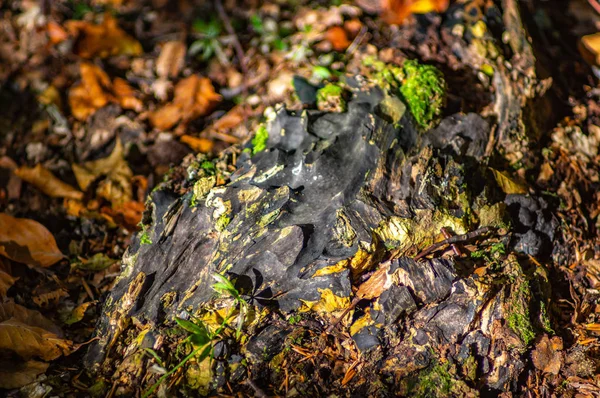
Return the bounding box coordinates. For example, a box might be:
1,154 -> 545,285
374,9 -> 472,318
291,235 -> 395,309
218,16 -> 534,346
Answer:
490,168 -> 528,195
14,164 -> 83,200
0,359 -> 48,389
0,214 -> 64,268
64,302 -> 94,325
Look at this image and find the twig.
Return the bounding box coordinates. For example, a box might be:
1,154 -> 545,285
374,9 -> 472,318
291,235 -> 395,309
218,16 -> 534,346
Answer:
215,0 -> 248,75
589,0 -> 600,15
440,227 -> 461,257
414,226 -> 495,261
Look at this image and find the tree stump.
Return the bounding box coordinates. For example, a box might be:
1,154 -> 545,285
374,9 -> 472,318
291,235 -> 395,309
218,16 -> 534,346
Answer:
86,1 -> 558,396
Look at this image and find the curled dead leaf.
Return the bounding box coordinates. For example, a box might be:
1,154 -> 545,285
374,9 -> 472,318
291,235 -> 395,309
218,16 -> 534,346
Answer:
531,335 -> 563,375
65,13 -> 142,58
14,164 -> 83,200
150,75 -> 221,130
64,302 -> 95,325
0,214 -> 64,268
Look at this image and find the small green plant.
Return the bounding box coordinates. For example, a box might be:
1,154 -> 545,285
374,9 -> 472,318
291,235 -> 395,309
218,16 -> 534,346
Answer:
142,273 -> 248,397
250,14 -> 290,53
288,314 -> 302,325
140,230 -> 152,245
189,18 -> 225,62
251,125 -> 269,155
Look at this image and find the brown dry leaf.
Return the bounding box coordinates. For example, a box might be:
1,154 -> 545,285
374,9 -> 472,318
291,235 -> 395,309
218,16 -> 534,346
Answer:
180,135 -> 214,153
65,13 -> 142,58
156,41 -> 186,78
0,359 -> 48,389
0,301 -> 71,362
0,319 -> 71,361
490,168 -> 528,195
14,164 -> 83,200
381,0 -> 449,25
149,75 -> 221,130
0,214 -> 64,268
0,258 -> 17,297
0,156 -> 22,200
72,139 -> 133,206
325,26 -> 351,52
531,335 -> 563,375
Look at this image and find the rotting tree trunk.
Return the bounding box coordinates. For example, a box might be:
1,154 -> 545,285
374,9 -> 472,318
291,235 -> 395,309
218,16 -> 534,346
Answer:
86,1 -> 559,396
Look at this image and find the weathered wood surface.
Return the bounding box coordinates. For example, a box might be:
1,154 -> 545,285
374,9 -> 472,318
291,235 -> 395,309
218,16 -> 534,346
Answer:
86,1 -> 559,395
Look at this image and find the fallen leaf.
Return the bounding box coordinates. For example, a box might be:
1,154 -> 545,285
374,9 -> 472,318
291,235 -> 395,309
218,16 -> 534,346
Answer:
100,200 -> 144,230
0,214 -> 64,268
69,63 -> 142,120
149,75 -> 221,130
0,301 -> 63,336
46,21 -> 68,44
113,77 -> 143,112
325,26 -> 350,51
72,139 -> 133,206
0,156 -> 22,200
580,33 -> 600,66
32,289 -> 69,308
531,335 -> 563,375
0,359 -> 48,389
156,41 -> 186,78
380,0 -> 449,25
14,164 -> 83,200
0,258 -> 17,297
63,302 -> 94,325
490,168 -> 528,195
181,135 -> 214,153
65,13 -> 142,58
0,319 -> 71,361
75,253 -> 118,272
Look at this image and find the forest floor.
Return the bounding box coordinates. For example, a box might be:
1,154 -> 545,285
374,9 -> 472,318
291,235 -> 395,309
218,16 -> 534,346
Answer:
1,0 -> 600,396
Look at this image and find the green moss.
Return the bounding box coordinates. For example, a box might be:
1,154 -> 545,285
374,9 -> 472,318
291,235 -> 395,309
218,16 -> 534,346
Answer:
316,83 -> 347,112
140,230 -> 152,245
400,60 -> 446,130
216,214 -> 231,231
540,302 -> 554,334
507,279 -> 535,346
412,360 -> 454,397
251,125 -> 269,155
363,57 -> 446,130
288,314 -> 302,324
88,380 -> 108,398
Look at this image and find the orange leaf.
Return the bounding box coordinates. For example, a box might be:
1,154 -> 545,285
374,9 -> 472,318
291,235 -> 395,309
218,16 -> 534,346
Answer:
46,21 -> 68,45
113,77 -> 143,111
66,13 -> 142,58
0,214 -> 64,268
180,135 -> 214,153
382,0 -> 449,25
325,26 -> 350,52
14,164 -> 83,200
150,75 -> 221,130
68,62 -> 112,120
100,201 -> 144,230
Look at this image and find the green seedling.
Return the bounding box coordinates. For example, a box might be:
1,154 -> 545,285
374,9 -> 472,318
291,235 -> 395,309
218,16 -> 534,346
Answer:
190,17 -> 225,63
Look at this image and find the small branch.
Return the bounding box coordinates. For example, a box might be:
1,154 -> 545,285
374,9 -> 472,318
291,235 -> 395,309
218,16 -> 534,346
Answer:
215,0 -> 248,75
414,226 -> 495,261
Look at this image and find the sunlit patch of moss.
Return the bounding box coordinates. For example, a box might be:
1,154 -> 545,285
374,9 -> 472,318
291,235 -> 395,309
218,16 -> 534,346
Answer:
215,214 -> 231,232
140,230 -> 152,245
363,56 -> 446,130
251,125 -> 269,155
400,60 -> 446,130
507,278 -> 535,346
190,176 -> 216,207
412,360 -> 454,397
316,83 -> 346,112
